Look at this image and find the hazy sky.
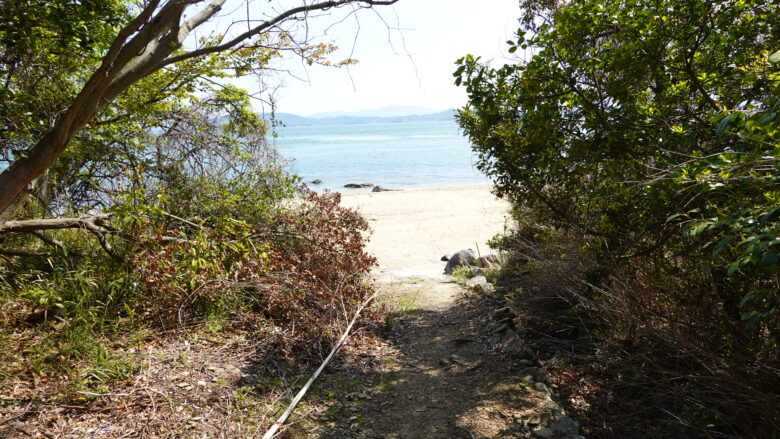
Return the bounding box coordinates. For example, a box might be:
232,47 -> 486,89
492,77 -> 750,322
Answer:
211,0 -> 522,115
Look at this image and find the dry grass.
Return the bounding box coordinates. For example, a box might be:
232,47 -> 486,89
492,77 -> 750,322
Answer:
492,217 -> 780,438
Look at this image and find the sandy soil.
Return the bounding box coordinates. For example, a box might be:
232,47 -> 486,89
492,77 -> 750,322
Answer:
339,185 -> 511,277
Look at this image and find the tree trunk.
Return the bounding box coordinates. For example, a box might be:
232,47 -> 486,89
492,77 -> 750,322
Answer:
0,128 -> 70,219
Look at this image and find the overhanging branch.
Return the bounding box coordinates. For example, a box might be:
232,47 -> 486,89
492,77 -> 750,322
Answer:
158,0 -> 399,69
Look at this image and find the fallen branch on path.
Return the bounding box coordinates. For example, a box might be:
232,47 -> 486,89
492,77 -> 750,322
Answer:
261,291 -> 379,439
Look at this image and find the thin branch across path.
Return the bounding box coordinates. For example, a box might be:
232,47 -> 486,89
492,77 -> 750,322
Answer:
262,291 -> 379,439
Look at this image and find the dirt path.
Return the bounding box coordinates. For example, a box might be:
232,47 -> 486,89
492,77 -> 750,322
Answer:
292,187 -> 583,438
302,273 -> 582,439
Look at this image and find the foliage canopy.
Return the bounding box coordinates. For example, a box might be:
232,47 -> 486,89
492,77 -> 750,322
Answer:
456,0 -> 780,330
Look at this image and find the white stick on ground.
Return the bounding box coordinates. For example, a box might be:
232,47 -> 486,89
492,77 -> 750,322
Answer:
261,292 -> 379,439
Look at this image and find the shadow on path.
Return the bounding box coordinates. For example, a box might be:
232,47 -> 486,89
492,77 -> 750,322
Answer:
307,278 -> 558,439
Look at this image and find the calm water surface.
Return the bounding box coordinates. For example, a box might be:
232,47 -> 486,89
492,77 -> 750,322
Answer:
273,120 -> 490,191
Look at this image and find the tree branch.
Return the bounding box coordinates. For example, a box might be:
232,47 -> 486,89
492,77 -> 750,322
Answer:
159,0 -> 399,69
0,215 -> 112,234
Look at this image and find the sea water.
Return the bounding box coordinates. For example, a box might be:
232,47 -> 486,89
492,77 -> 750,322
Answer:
273,120 -> 490,191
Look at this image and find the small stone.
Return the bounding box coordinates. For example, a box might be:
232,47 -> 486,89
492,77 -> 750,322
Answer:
477,283 -> 495,294
542,399 -> 562,412
533,382 -> 549,393
441,254 -> 450,261
438,357 -> 453,367
465,275 -> 488,288
311,179 -> 322,184
505,421 -> 525,432
549,416 -> 580,435
501,331 -> 536,361
520,374 -> 535,383
532,427 -> 555,439
196,380 -> 207,386
520,367 -> 548,382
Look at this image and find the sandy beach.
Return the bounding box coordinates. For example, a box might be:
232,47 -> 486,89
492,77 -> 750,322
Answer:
339,185 -> 512,276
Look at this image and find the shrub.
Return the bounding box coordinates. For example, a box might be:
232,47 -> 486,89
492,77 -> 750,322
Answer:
457,0 -> 780,435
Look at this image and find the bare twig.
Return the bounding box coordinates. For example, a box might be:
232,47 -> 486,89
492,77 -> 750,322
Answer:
261,290 -> 379,439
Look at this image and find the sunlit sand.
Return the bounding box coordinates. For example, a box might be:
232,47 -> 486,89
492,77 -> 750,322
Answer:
339,185 -> 511,277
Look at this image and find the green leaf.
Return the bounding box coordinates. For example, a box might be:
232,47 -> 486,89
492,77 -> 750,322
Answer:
712,237 -> 731,256
665,213 -> 684,223
741,310 -> 761,330
760,112 -> 777,125
760,250 -> 779,266
689,220 -> 714,237
769,50 -> 780,64
716,114 -> 733,136
760,207 -> 780,224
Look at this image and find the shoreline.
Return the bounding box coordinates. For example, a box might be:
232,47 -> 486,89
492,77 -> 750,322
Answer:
307,181 -> 494,194
338,182 -> 494,195
338,185 -> 511,277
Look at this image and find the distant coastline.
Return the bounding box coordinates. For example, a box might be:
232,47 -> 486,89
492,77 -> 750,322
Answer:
271,109 -> 456,127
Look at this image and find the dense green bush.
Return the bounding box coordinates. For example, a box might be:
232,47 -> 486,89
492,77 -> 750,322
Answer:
457,0 -> 779,435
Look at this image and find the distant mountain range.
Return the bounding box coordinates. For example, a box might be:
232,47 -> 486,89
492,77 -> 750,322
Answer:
271,108 -> 456,127
308,105 -> 444,118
